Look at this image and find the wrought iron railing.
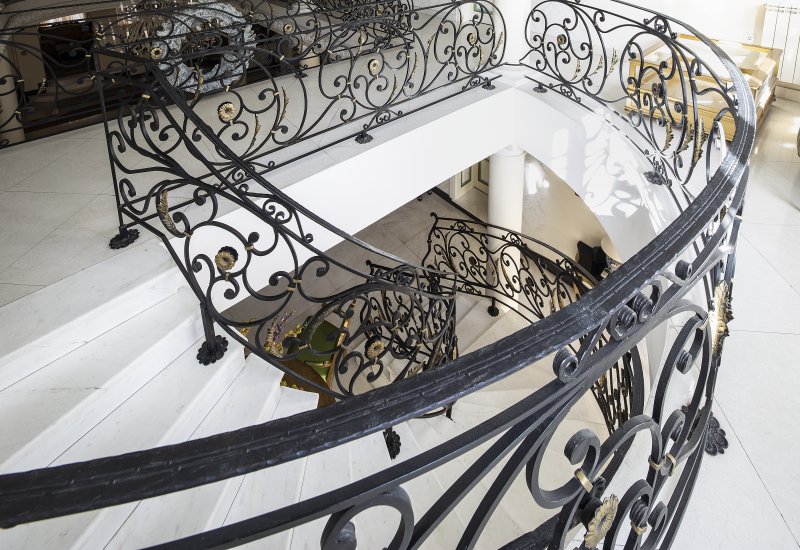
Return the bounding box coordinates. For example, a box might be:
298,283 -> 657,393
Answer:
0,0 -> 502,148
424,215 -> 642,436
0,1 -> 754,548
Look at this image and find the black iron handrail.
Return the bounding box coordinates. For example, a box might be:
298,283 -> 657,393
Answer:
0,1 -> 754,548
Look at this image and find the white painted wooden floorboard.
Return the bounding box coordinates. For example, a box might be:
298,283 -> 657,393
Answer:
104,353 -> 285,549
0,245 -> 181,392
225,387 -> 319,550
0,288 -> 202,473
0,340 -> 246,550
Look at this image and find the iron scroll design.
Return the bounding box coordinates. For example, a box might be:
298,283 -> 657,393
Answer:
424,215 -> 593,324
95,0 -> 505,176
0,2 -> 754,550
0,181 -> 748,547
96,57 -> 459,399
89,0 -> 505,397
424,215 -> 640,435
1,0 -> 504,148
521,0 -> 738,215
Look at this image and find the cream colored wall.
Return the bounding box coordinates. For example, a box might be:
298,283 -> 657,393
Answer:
635,0 -> 767,45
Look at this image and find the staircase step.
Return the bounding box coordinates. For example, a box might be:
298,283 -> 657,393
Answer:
462,307 -> 531,355
390,423 -> 466,549
405,420 -> 529,549
454,292 -> 481,324
455,299 -> 506,353
225,387 -> 319,550
348,431 -> 396,550
104,354 -> 285,549
0,289 -> 202,473
0,339 -> 246,549
0,245 -> 181,392
288,435 -> 353,550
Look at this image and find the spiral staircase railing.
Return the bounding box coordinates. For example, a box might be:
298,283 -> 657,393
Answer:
0,0 -> 754,548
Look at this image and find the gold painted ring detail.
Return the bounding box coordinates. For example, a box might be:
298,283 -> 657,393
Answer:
574,469 -> 593,493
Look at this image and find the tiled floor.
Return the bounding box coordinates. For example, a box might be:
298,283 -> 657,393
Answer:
0,83 -> 799,546
674,99 -> 800,549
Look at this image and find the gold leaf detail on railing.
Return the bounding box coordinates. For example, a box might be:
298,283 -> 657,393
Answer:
157,190 -> 185,238
250,114 -> 261,149
572,60 -> 582,80
491,31 -> 505,60
276,89 -> 289,127
711,280 -> 733,355
606,49 -> 618,77
676,122 -> 694,156
693,117 -> 707,163
408,51 -> 419,85
588,56 -> 604,78
664,118 -> 674,150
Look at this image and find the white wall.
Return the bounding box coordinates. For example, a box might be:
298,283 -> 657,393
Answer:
633,0 -> 767,45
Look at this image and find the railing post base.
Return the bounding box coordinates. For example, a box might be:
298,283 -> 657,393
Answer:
487,298 -> 500,317
704,411 -> 729,456
481,77 -> 496,90
109,227 -> 140,250
197,305 -> 228,365
384,427 -> 401,460
197,336 -> 229,365
355,130 -> 373,144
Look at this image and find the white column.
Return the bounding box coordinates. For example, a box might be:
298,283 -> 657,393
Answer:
488,145 -> 526,311
491,0 -> 533,66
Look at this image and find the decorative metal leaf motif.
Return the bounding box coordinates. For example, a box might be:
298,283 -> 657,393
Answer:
693,117 -> 707,163
676,122 -> 694,155
572,59 -> 582,80
588,55 -> 605,78
606,49 -> 619,77
491,32 -> 505,60
157,191 -> 185,238
663,118 -> 674,150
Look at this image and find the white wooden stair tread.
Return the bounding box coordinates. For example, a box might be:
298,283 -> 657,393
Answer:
105,354 -> 285,549
0,340 -> 246,549
0,289 -> 202,473
226,387 -> 318,550
0,245 -> 180,392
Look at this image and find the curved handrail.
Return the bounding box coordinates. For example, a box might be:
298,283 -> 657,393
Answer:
0,1 -> 754,547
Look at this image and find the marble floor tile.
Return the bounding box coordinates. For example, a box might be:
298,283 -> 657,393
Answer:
0,191 -> 95,274
674,406 -> 799,549
715,331 -> 800,543
10,141 -> 114,195
742,224 -> 800,293
743,162 -> 800,226
0,137 -> 86,191
0,195 -> 155,287
0,283 -> 43,307
752,112 -> 800,164
727,237 -> 800,335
